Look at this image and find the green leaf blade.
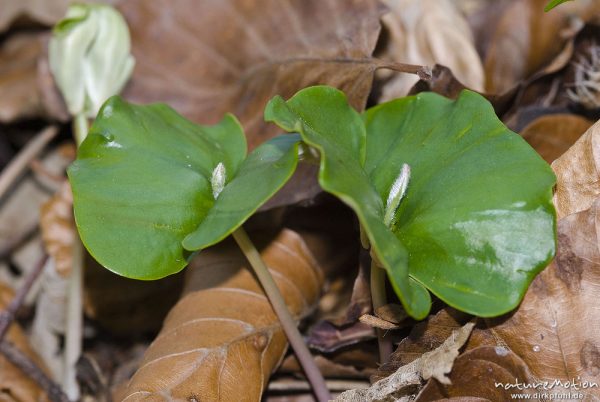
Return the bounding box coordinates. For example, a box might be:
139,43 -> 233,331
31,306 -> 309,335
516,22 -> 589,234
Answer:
69,96 -> 298,280
265,86 -> 432,319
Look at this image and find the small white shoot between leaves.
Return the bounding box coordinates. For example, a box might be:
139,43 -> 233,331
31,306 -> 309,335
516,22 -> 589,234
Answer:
211,162 -> 226,199
384,163 -> 411,227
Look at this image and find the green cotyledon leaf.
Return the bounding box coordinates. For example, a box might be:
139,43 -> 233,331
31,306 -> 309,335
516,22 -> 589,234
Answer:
68,96 -> 300,280
265,86 -> 556,319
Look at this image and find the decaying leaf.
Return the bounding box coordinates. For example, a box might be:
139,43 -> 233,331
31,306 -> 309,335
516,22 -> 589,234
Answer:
117,0 -> 384,147
0,282 -> 49,402
335,322 -> 475,402
552,119 -> 600,219
377,0 -> 484,101
481,0 -> 600,93
40,181 -> 74,277
119,229 -> 324,401
0,0 -> 69,32
478,199 -> 600,398
521,113 -> 593,163
359,304 -> 407,331
415,346 -> 538,401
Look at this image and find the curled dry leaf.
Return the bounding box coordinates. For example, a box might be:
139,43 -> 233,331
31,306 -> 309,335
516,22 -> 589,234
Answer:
481,0 -> 600,93
415,346 -> 538,402
552,119 -> 600,219
118,0 -> 383,146
377,0 -> 484,100
119,229 -> 324,401
0,282 -> 49,402
521,113 -> 594,163
335,322 -> 475,402
40,181 -> 74,277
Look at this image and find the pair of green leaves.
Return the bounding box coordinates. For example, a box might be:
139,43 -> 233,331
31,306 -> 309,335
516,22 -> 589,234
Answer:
68,87 -> 556,319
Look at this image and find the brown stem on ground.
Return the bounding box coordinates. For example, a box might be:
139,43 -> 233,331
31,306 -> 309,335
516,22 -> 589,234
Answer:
0,341 -> 70,402
0,254 -> 48,341
374,59 -> 433,81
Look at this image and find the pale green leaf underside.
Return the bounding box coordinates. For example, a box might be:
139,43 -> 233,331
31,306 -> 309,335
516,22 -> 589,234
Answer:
69,96 -> 299,280
265,86 -> 556,319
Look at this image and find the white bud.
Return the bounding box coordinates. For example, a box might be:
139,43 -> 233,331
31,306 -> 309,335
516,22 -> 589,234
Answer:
384,163 -> 411,227
49,4 -> 135,118
211,163 -> 226,199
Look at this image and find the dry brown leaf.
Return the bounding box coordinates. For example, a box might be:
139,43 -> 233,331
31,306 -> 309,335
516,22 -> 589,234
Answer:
335,322 -> 474,402
0,0 -> 69,32
0,33 -> 45,123
482,0 -> 600,93
0,282 -> 49,402
415,346 -> 538,402
117,0 -> 383,148
477,200 -> 600,399
521,114 -> 594,163
377,0 -> 484,100
372,309 -> 474,383
552,119 -> 600,219
119,229 -> 324,401
359,314 -> 399,331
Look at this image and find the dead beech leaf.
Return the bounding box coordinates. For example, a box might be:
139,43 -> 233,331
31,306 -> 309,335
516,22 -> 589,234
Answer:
117,0 -> 383,148
521,113 -> 593,163
478,200 -> 600,398
415,346 -> 538,402
40,181 -> 74,277
335,322 -> 475,402
120,229 -> 324,401
0,282 -> 49,402
372,309 -> 473,383
377,0 -> 484,101
0,0 -> 69,32
552,119 -> 600,219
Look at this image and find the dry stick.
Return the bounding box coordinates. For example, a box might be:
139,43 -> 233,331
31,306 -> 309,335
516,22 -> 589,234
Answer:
373,59 -> 433,81
0,254 -> 49,341
232,227 -> 332,402
0,126 -> 58,200
0,341 -> 70,402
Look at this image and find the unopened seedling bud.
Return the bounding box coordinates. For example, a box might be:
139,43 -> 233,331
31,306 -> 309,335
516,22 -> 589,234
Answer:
211,163 -> 226,199
384,163 -> 411,227
49,4 -> 135,118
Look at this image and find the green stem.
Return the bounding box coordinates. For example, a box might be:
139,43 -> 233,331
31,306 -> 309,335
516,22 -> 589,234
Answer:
64,114 -> 88,399
232,228 -> 331,402
73,113 -> 88,146
370,259 -> 392,364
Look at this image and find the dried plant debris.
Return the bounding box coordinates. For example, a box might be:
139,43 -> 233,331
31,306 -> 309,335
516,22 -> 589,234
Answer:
568,42 -> 600,109
335,322 -> 475,402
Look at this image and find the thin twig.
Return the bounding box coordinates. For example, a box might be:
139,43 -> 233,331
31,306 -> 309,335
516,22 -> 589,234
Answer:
0,254 -> 49,341
374,59 -> 432,81
232,227 -> 332,402
0,126 -> 58,200
0,341 -> 70,402
268,378 -> 369,393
